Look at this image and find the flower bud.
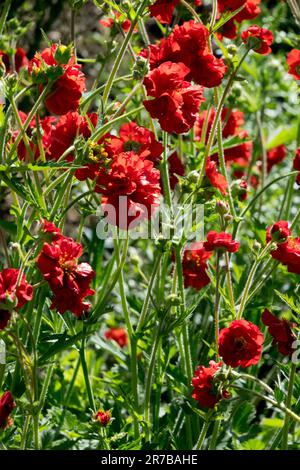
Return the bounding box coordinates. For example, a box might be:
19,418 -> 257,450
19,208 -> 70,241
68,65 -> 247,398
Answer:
94,410 -> 111,427
54,45 -> 72,65
132,56 -> 149,80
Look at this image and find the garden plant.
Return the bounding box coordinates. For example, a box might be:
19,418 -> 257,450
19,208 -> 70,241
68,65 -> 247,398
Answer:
0,0 -> 300,451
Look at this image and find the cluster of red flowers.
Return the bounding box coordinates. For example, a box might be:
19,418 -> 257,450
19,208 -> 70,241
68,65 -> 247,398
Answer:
28,44 -> 86,115
182,231 -> 239,291
141,19 -> 228,133
217,0 -> 261,40
194,107 -> 252,195
36,221 -> 95,317
0,268 -> 33,330
0,392 -> 16,430
266,220 -> 300,275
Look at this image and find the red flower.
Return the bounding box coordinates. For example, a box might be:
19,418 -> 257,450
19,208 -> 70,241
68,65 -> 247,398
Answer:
287,49 -> 300,80
267,145 -> 287,172
168,151 -> 185,189
0,47 -> 28,73
266,220 -> 291,243
204,231 -> 240,253
149,0 -> 180,24
0,268 -> 33,330
95,151 -> 161,230
140,20 -> 227,88
218,319 -> 264,368
293,148 -> 300,185
143,62 -> 204,134
182,242 -> 212,290
236,0 -> 260,21
194,107 -> 245,142
105,328 -> 128,348
106,121 -> 163,164
262,309 -> 296,357
0,392 -> 16,430
94,410 -> 111,426
205,158 -> 228,195
269,237 -> 300,275
241,25 -> 273,55
192,361 -> 229,409
28,44 -> 86,115
37,236 -> 95,317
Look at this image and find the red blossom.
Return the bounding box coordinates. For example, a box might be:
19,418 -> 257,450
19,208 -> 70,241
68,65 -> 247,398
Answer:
287,49 -> 300,80
143,61 -> 204,134
0,392 -> 16,430
267,145 -> 287,172
95,151 -> 161,230
241,25 -> 273,55
262,309 -> 296,357
192,361 -> 229,409
266,220 -> 291,243
149,0 -> 180,24
205,158 -> 228,195
218,319 -> 264,368
182,242 -> 212,290
94,410 -> 111,426
0,268 -> 33,330
28,44 -> 86,115
0,47 -> 28,73
204,231 -> 240,253
168,151 -> 185,189
37,236 -> 95,317
106,121 -> 163,164
105,328 -> 128,348
293,148 -> 300,185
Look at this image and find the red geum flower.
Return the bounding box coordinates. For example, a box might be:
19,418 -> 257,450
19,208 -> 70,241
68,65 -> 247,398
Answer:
168,151 -> 185,189
293,148 -> 300,185
0,47 -> 28,73
0,392 -> 16,430
266,220 -> 291,243
194,107 -> 245,143
0,268 -> 33,330
94,410 -> 111,426
268,237 -> 300,275
105,328 -> 128,348
205,158 -> 228,196
192,361 -> 229,409
267,145 -> 287,172
218,319 -> 264,368
140,20 -> 227,88
95,151 -> 161,230
182,242 -> 212,290
37,236 -> 95,317
42,220 -> 63,241
143,61 -> 204,134
204,231 -> 240,253
45,111 -> 110,181
218,0 -> 247,13
149,0 -> 180,24
262,309 -> 296,357
241,25 -> 273,55
28,44 -> 86,115
287,49 -> 300,80
106,121 -> 163,164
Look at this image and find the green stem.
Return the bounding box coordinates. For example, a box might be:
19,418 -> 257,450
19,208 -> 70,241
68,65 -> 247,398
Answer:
101,1 -> 148,107
80,332 -> 96,411
0,0 -> 11,36
282,363 -> 297,449
214,252 -> 221,356
194,418 -> 211,450
144,325 -> 161,442
209,419 -> 221,450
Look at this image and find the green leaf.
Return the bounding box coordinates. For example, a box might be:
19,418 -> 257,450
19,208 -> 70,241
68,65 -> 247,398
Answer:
266,123 -> 298,149
232,401 -> 256,434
